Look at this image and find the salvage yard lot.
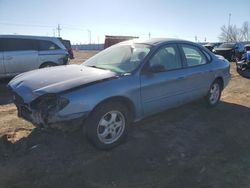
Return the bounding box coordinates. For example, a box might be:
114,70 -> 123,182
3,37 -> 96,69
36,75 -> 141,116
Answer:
0,50 -> 250,188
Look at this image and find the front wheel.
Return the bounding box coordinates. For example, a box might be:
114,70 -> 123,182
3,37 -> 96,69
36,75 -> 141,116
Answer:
206,80 -> 222,107
85,101 -> 131,150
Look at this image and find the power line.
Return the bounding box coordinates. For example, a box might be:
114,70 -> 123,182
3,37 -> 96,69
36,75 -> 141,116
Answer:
0,22 -> 54,28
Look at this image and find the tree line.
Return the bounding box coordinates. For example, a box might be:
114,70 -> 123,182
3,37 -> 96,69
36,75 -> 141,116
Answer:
219,21 -> 249,42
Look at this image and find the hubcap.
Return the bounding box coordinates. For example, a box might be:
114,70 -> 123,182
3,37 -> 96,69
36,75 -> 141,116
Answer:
97,111 -> 125,144
209,83 -> 220,104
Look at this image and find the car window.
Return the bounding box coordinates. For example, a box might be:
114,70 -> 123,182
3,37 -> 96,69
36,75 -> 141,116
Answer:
218,43 -> 235,48
149,45 -> 181,71
4,38 -> 38,51
180,44 -> 207,67
39,40 -> 60,51
62,40 -> 71,49
239,43 -> 244,51
202,50 -> 212,62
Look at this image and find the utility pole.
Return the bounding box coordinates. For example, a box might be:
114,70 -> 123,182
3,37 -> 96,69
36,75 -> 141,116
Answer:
56,24 -> 61,37
97,36 -> 100,50
228,13 -> 231,28
87,29 -> 91,44
227,13 -> 231,42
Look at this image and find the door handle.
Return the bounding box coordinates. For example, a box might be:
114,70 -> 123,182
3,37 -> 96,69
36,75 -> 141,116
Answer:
5,56 -> 13,60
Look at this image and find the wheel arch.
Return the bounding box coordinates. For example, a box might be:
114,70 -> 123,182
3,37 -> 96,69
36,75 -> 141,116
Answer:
39,61 -> 57,68
90,96 -> 136,121
214,76 -> 224,89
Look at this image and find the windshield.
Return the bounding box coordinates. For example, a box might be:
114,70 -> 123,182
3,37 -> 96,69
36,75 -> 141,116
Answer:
218,43 -> 235,48
84,44 -> 151,73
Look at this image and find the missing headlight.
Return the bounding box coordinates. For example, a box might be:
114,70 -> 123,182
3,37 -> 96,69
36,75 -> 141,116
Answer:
30,94 -> 69,123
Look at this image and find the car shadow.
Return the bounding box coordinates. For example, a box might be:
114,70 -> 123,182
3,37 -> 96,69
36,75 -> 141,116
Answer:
0,78 -> 13,105
0,101 -> 250,188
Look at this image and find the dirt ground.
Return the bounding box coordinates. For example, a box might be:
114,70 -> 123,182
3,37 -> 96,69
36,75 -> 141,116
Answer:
0,50 -> 250,188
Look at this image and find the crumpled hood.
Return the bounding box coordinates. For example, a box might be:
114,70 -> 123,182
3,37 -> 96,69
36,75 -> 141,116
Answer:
8,65 -> 117,103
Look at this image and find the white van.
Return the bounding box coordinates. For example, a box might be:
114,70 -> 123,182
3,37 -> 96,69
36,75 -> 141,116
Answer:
0,35 -> 69,79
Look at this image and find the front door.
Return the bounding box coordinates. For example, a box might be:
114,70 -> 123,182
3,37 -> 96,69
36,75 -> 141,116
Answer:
140,44 -> 189,116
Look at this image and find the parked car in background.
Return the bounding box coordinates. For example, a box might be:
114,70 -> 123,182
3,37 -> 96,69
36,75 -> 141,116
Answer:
203,42 -> 222,52
0,35 -> 69,79
213,42 -> 245,61
8,38 -> 231,149
245,44 -> 250,52
236,44 -> 250,78
58,38 -> 74,59
238,44 -> 250,67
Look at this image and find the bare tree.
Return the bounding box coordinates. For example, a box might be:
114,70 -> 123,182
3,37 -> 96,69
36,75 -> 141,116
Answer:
240,21 -> 250,41
219,21 -> 250,42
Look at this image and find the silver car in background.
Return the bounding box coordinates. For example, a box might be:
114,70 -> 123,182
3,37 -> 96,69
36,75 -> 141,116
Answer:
0,35 -> 69,79
8,38 -> 231,149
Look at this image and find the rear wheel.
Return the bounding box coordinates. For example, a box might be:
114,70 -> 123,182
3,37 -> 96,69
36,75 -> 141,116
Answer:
206,80 -> 222,107
85,101 -> 131,150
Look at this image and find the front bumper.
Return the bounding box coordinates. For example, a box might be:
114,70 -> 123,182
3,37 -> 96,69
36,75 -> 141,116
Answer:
13,93 -> 88,131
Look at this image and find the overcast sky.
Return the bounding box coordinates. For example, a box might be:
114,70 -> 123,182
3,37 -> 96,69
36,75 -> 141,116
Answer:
0,0 -> 249,44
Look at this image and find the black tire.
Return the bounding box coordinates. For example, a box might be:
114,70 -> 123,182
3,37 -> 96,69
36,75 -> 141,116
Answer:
205,80 -> 222,107
85,101 -> 131,150
40,62 -> 57,68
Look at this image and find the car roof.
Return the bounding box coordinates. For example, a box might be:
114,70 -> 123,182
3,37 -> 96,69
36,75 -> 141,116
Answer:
121,38 -> 192,46
0,34 -> 59,41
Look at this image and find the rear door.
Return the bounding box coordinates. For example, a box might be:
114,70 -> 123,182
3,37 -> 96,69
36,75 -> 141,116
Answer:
4,38 -> 39,74
178,44 -> 214,101
0,39 -> 5,76
140,44 -> 190,116
38,40 -> 65,63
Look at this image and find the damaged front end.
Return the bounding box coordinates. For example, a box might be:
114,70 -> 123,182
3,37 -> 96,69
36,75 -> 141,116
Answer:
13,92 -> 70,129
30,94 -> 69,125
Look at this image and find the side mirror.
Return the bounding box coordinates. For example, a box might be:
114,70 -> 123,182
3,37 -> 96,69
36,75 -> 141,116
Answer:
149,64 -> 165,73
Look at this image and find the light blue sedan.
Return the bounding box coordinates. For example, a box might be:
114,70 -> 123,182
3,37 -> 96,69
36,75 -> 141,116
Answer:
8,38 -> 231,149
